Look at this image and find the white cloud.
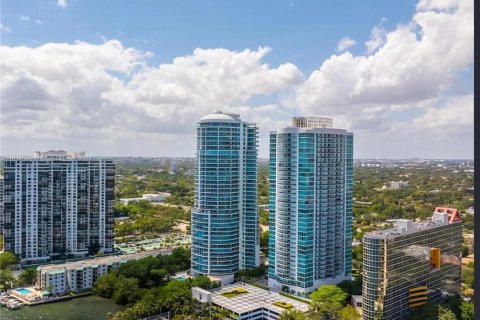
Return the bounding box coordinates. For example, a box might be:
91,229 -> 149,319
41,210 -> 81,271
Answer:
337,37 -> 357,52
295,0 -> 472,114
35,20 -> 42,24
0,0 -> 473,158
393,94 -> 473,136
57,0 -> 68,8
365,26 -> 386,54
0,23 -> 11,33
1,42 -> 303,149
19,15 -> 30,22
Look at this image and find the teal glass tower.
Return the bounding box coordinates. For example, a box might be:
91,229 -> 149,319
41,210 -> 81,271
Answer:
191,111 -> 259,276
268,117 -> 353,296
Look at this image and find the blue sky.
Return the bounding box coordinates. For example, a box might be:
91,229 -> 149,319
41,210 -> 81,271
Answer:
2,1 -> 419,72
0,0 -> 474,158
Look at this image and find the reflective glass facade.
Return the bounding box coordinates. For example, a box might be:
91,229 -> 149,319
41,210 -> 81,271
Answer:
191,112 -> 259,276
362,220 -> 462,320
268,125 -> 353,296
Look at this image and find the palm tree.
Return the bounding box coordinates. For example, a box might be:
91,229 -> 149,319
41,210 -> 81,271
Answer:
279,309 -> 307,320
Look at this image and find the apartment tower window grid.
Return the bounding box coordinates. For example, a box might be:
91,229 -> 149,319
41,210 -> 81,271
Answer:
268,117 -> 353,296
2,152 -> 114,264
191,111 -> 259,276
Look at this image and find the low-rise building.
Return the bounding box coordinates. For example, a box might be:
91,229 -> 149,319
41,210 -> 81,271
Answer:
389,181 -> 409,190
36,249 -> 168,295
119,192 -> 171,204
193,283 -> 310,320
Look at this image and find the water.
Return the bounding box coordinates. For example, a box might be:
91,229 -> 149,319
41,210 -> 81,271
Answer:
0,296 -> 125,320
15,288 -> 32,295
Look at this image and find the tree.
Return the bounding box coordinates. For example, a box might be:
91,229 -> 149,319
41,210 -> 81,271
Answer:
0,268 -> 15,290
460,302 -> 474,320
337,306 -> 360,320
279,309 -> 307,320
150,268 -> 169,286
17,268 -> 37,286
88,242 -> 101,256
310,285 -> 348,319
337,278 -> 362,296
461,246 -> 470,257
0,251 -> 19,270
260,230 -> 269,255
93,273 -> 118,298
438,305 -> 458,320
259,208 -> 269,225
462,267 -> 474,289
111,277 -> 141,306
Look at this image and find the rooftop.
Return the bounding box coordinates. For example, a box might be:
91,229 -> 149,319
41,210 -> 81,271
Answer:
291,117 -> 333,128
199,111 -> 240,122
38,248 -> 170,272
211,283 -> 309,315
366,207 -> 462,240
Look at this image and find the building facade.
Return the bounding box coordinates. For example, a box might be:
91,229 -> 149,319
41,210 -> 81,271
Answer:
268,117 -> 353,296
191,111 -> 259,276
2,152 -> 115,264
0,175 -> 4,235
36,249 -> 164,295
362,208 -> 462,320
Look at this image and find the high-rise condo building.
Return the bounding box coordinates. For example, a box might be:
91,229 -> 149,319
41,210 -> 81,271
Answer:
268,117 -> 353,296
191,111 -> 259,277
0,175 -> 4,235
362,207 -> 462,320
2,151 -> 115,264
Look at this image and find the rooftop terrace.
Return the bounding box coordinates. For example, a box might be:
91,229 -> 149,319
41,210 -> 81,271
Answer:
211,283 -> 309,316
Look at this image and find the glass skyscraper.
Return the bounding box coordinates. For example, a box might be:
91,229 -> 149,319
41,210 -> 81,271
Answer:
191,111 -> 259,277
362,208 -> 462,320
268,117 -> 353,296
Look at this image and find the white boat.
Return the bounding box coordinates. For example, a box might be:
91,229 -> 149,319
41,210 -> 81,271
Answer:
0,296 -> 11,307
7,300 -> 24,310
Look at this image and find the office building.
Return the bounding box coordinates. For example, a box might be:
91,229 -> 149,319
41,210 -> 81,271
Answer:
2,151 -> 115,264
191,111 -> 259,277
268,117 -> 353,296
362,207 -> 462,320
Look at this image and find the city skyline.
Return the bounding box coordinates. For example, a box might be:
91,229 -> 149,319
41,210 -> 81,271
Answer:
0,0 -> 473,159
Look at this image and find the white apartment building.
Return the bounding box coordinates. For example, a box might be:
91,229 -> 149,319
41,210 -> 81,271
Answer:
2,152 -> 115,264
36,249 -> 167,295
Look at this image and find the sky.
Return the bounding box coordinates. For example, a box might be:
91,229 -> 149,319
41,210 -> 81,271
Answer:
0,0 -> 473,159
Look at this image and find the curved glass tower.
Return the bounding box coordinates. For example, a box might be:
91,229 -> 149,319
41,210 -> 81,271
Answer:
191,111 -> 259,276
268,117 -> 353,296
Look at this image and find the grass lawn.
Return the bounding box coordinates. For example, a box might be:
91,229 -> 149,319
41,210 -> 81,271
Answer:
221,288 -> 249,298
273,301 -> 293,309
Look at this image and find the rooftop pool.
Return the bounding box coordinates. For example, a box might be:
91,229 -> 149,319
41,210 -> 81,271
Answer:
16,288 -> 32,295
